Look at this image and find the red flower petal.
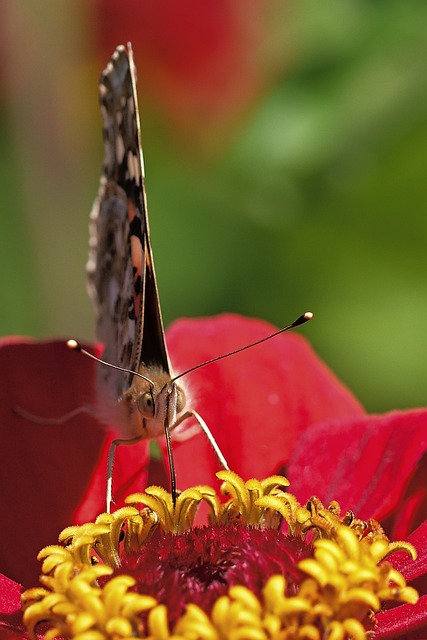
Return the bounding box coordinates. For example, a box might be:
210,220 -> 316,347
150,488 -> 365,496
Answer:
0,338 -> 105,586
375,595 -> 427,639
166,314 -> 364,490
375,519 -> 427,637
390,451 -> 427,541
287,409 -> 427,534
0,573 -> 25,640
392,519 -> 427,583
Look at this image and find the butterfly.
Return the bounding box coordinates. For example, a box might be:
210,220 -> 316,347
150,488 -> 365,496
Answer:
86,43 -> 229,510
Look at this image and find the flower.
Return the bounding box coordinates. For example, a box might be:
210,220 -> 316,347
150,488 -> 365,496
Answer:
0,314 -> 426,638
20,472 -> 419,639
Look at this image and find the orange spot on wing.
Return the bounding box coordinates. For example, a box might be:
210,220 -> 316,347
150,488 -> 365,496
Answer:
127,199 -> 136,222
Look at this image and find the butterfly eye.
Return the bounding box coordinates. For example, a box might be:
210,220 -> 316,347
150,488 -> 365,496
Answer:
176,386 -> 186,414
137,391 -> 155,418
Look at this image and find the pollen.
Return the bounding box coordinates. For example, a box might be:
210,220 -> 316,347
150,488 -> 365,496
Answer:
22,471 -> 418,639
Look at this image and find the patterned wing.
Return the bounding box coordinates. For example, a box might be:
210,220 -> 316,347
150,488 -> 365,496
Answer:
87,43 -> 170,400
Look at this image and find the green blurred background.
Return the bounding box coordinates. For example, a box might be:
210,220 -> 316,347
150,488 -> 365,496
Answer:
1,1 -> 426,413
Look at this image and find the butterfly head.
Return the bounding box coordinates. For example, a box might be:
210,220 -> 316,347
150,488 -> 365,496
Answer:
122,365 -> 186,438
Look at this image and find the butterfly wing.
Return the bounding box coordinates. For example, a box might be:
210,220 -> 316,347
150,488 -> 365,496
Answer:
87,43 -> 171,400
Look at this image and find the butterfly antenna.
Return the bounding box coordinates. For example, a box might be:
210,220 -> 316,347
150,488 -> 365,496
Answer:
172,312 -> 313,382
66,340 -> 153,386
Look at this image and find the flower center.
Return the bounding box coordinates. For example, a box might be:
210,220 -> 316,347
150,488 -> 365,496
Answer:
117,525 -> 310,624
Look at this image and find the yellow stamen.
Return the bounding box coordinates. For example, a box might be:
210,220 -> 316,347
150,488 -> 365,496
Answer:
22,471 -> 418,640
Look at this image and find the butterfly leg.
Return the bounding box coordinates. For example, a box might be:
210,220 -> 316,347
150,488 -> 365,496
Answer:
173,410 -> 230,471
106,435 -> 142,513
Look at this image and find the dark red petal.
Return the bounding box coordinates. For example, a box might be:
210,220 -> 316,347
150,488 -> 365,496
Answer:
288,409 -> 427,531
369,518 -> 427,638
0,338 -> 105,586
166,314 -> 363,490
391,519 -> 427,583
375,595 -> 427,639
0,573 -> 26,640
390,452 -> 427,541
388,519 -> 427,612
